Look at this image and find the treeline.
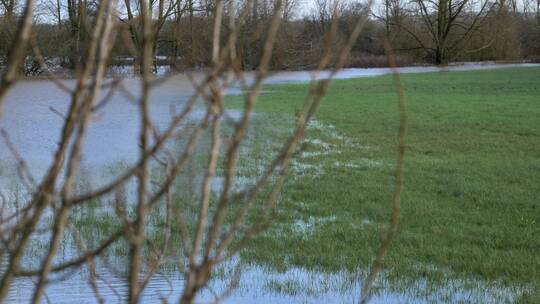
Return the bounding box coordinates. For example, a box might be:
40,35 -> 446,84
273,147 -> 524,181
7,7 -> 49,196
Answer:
1,0 -> 539,73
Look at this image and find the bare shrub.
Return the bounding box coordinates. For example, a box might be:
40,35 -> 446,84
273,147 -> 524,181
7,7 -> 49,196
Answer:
0,0 -> 380,303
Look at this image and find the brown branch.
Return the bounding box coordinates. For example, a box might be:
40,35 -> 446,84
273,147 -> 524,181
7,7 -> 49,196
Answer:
359,40 -> 407,304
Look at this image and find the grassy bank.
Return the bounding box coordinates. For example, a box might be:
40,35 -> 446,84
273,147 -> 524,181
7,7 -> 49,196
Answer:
226,67 -> 540,301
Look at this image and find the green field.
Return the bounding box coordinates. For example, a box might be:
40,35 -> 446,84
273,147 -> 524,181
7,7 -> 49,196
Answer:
226,67 -> 540,302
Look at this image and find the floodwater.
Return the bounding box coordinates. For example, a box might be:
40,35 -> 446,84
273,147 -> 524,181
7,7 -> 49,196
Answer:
0,63 -> 536,303
6,260 -> 522,303
1,62 -> 538,178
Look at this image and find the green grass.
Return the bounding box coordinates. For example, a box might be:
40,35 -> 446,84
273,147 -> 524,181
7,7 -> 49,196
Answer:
226,67 -> 540,301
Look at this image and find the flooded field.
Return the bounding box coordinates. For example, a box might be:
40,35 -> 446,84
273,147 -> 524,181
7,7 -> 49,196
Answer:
2,63 -> 538,176
6,260 -> 523,303
1,64 -> 537,303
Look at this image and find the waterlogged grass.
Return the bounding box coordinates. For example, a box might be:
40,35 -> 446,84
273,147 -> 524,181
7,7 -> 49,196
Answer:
19,67 -> 537,302
226,67 -> 540,302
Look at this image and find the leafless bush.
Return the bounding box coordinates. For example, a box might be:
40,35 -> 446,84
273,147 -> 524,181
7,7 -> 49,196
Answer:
0,0 -> 384,303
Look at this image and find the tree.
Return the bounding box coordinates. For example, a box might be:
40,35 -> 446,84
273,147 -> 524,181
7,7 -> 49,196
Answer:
396,0 -> 497,64
122,0 -> 185,72
0,0 -> 17,59
64,0 -> 95,68
0,0 -> 16,20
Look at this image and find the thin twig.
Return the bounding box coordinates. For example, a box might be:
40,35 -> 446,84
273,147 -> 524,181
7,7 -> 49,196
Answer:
359,40 -> 407,304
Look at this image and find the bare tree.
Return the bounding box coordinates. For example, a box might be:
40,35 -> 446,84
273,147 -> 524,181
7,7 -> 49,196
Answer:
122,0 -> 189,71
395,0 -> 498,64
376,0 -> 404,39
0,0 -> 16,19
311,0 -> 347,34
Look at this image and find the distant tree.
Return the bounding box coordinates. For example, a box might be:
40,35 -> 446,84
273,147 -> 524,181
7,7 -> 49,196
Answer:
122,0 -> 197,71
379,0 -> 404,39
518,0 -> 540,58
465,2 -> 521,60
0,0 -> 19,69
396,0 -> 498,64
0,0 -> 16,20
64,0 -> 97,68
